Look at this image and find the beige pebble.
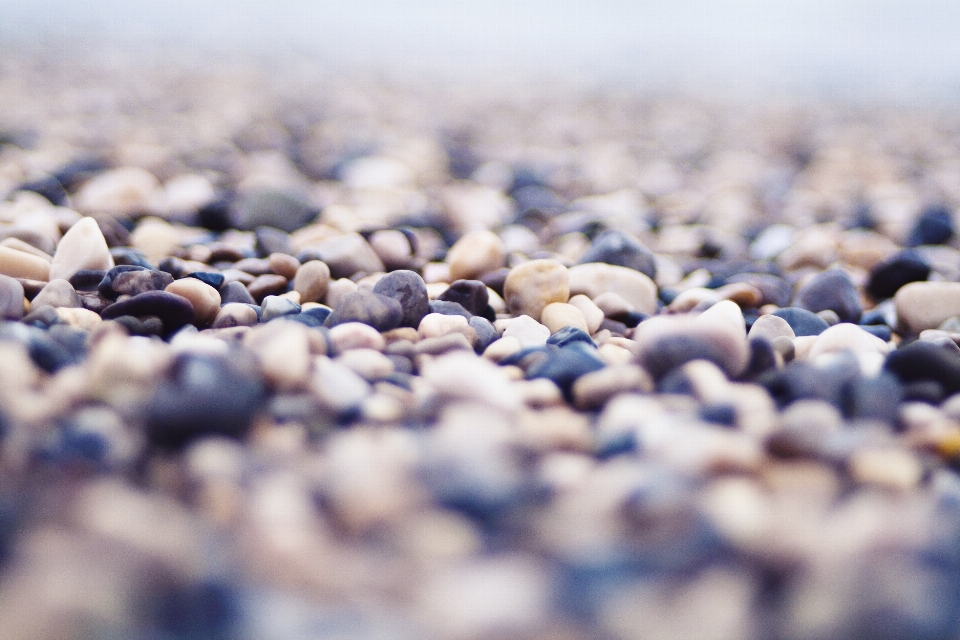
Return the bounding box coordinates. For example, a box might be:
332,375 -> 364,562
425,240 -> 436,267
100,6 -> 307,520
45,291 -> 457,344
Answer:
0,245 -> 50,281
337,348 -> 395,380
369,229 -> 413,269
447,230 -> 506,281
572,365 -> 654,410
540,302 -> 588,334
597,343 -> 634,366
895,281 -> 960,334
129,217 -> 182,265
324,277 -> 357,308
212,303 -> 259,329
517,378 -> 565,408
503,259 -> 569,321
32,279 -> 81,308
777,224 -> 838,270
268,253 -> 300,279
56,306 -> 102,330
483,336 -> 523,362
697,299 -> 747,337
244,321 -> 312,391
748,314 -> 796,342
517,406 -> 592,452
568,263 -> 658,315
502,315 -> 551,348
328,322 -> 385,352
668,287 -> 722,312
166,278 -> 221,325
420,351 -> 521,411
73,166 -> 161,217
383,327 -> 420,343
422,261 -> 451,284
415,332 -> 475,356
311,356 -> 371,414
567,294 -> 605,334
808,323 -> 890,359
293,260 -> 331,304
848,448 -> 923,490
0,237 -> 52,262
592,291 -> 635,318
419,312 -> 469,339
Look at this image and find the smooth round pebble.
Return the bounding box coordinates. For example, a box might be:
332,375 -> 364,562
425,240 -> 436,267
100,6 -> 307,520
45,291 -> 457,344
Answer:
540,302 -> 589,334
503,259 -> 569,321
447,230 -> 506,281
165,278 -> 222,325
567,262 -> 658,315
895,281 -> 960,334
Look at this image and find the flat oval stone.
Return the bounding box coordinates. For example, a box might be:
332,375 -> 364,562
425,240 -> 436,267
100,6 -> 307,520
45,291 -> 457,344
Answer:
567,294 -> 605,334
166,278 -> 221,325
771,307 -> 830,337
49,217 -> 114,281
793,268 -> 862,323
0,246 -> 50,281
69,269 -> 107,291
268,252 -> 300,279
293,260 -> 331,304
634,315 -> 750,379
0,274 -> 25,319
576,228 -> 656,279
502,314 -> 551,348
212,303 -> 260,329
895,281 -> 960,334
372,270 -> 430,328
567,262 -> 658,315
503,259 -> 569,321
31,279 -> 81,309
447,230 -> 506,281
324,290 -> 403,331
885,340 -> 960,396
111,268 -> 175,297
101,290 -> 194,333
866,249 -> 930,301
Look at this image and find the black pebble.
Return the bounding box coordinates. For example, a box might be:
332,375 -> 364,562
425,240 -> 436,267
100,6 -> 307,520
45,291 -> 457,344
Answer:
372,270 -> 430,329
101,291 -> 195,334
428,300 -> 472,319
841,371 -> 902,423
771,307 -> 830,337
186,272 -> 226,290
576,229 -> 656,279
740,337 -> 779,380
110,247 -> 154,269
438,280 -> 493,320
885,340 -> 960,396
794,268 -> 862,323
866,249 -> 930,300
69,269 -> 107,292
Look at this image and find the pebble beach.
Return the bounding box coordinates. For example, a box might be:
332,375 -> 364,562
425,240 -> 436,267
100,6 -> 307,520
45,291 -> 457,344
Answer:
3,53 -> 960,639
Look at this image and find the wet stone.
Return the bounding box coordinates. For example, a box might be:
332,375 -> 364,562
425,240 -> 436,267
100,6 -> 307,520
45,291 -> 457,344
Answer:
771,307 -> 831,337
576,228 -> 656,279
794,268 -> 862,323
324,290 -> 403,332
31,279 -> 81,309
372,270 -> 431,328
866,249 -> 930,301
101,291 -> 195,334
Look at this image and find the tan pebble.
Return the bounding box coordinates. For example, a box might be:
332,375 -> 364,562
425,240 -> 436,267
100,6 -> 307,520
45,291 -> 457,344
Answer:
540,302 -> 588,334
212,303 -> 259,329
415,332 -> 475,356
268,253 -> 300,279
517,378 -> 565,408
503,259 -> 569,321
324,277 -> 357,308
383,327 -> 420,343
839,229 -> 898,270
244,321 -> 311,391
668,287 -> 722,312
328,322 -> 385,352
32,279 -> 81,308
56,306 -> 102,330
279,291 -> 301,304
792,335 -> 818,360
777,224 -> 838,270
0,245 -> 50,281
748,314 -> 796,342
808,323 -> 890,359
597,343 -> 634,366
337,348 -> 395,380
592,291 -> 635,318
422,261 -> 451,284
848,448 -> 922,490
483,336 -> 522,362
568,263 -> 658,315
447,230 -> 506,281
502,315 -> 550,348
487,288 -> 506,313
817,309 -> 841,326
246,274 -> 288,302
361,393 -> 404,422
311,356 -> 371,414
369,229 -> 413,269
73,166 -> 160,217
572,365 -> 653,410
292,260 -> 331,303
696,299 -> 747,337
419,313 -> 469,339
420,350 -> 521,410
516,406 -> 592,452
166,278 -> 221,325
567,294 -> 604,334
715,282 -> 763,307
0,237 -> 52,261
185,244 -> 213,263
895,281 -> 960,334
129,217 -> 181,265
425,282 -> 450,300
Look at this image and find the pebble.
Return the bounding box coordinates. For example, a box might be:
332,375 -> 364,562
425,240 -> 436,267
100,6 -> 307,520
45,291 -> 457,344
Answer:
419,312 -> 469,340
908,203 -> 954,247
246,274 -> 289,302
55,306 -> 102,330
324,290 -> 403,332
31,279 -> 81,308
894,281 -> 960,334
501,315 -> 551,348
748,314 -> 796,342
292,260 -> 330,304
230,188 -> 318,233
327,322 -> 386,353
634,313 -> 750,379
212,303 -> 260,329
771,307 -> 831,337
794,268 -> 862,323
807,323 -> 891,359
244,321 -> 311,391
0,274 -> 25,319
568,263 -> 658,315
260,295 -> 302,322
0,245 -> 51,281
572,364 -> 653,410
866,249 -> 930,301
437,279 -> 491,318
267,252 -> 300,279
503,259 -> 570,321
220,280 -> 256,305
566,294 -> 605,334
49,217 -> 114,281
539,302 -> 589,334
165,278 -> 221,325
373,270 -> 431,328
101,291 -> 195,334
111,268 -> 175,297
576,229 -> 656,278
369,229 -> 415,270
298,232 -> 384,279
447,230 -> 506,281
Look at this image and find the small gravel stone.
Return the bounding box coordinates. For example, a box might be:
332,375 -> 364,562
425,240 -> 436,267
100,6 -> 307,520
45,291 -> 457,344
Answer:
526,343 -> 606,399
576,228 -> 656,278
567,294 -> 605,334
325,290 -> 403,331
468,316 -> 499,353
908,203 -> 954,247
31,279 -> 81,309
0,245 -> 51,281
298,232 -> 384,278
502,315 -> 551,348
220,280 -> 256,305
447,230 -> 506,281
49,217 -> 114,282
419,312 -> 469,340
503,259 -> 569,321
0,274 -> 25,319
429,300 -> 472,318
328,321 -> 386,352
165,278 -> 221,325
246,274 -> 289,302
437,279 -> 491,318
568,262 -> 658,315
794,268 -> 862,323
212,303 -> 259,329
111,268 -> 175,297
807,323 -> 890,359
540,302 -> 589,334
267,252 -> 300,279
230,188 -> 319,233
866,249 -> 930,301
185,271 -> 225,290
373,270 -> 431,328
748,314 -> 796,342
292,259 -> 331,304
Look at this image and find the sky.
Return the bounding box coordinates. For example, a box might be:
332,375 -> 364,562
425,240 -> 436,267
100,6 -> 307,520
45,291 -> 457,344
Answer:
1,0 -> 959,95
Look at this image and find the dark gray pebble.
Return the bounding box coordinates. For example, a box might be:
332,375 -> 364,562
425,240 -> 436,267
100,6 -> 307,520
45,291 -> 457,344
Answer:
526,343 -> 606,398
885,340 -> 960,396
771,307 -> 831,337
865,249 -> 930,300
110,269 -> 174,297
220,281 -> 256,305
98,265 -> 147,298
230,188 -> 319,233
113,314 -> 165,336
908,203 -> 954,247
254,225 -> 293,257
438,280 -> 493,319
428,300 -> 472,319
101,291 -> 195,334
547,326 -> 595,349
468,316 -> 499,353
577,229 -> 656,279
372,270 -> 430,328
68,269 -> 107,292
324,290 -> 403,332
844,372 -> 903,423
109,247 -> 153,268
794,268 -> 862,323
186,272 -> 225,290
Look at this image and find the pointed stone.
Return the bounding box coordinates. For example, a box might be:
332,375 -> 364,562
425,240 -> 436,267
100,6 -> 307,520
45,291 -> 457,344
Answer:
50,217 -> 115,282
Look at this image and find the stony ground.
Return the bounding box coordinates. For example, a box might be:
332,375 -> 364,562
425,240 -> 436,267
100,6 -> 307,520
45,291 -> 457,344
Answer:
3,55 -> 960,640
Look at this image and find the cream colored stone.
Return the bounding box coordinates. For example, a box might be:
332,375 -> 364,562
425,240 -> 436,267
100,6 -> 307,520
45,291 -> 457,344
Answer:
540,302 -> 588,334
807,323 -> 890,359
483,336 -> 523,362
56,306 -> 102,330
503,259 -> 569,321
165,278 -> 221,325
895,281 -> 960,334
293,260 -> 331,304
748,314 -> 796,342
419,313 -> 470,339
0,245 -> 50,281
502,315 -> 551,348
568,263 -> 658,315
572,365 -> 653,410
446,230 -> 506,281
592,291 -> 635,317
244,321 -> 312,390
328,322 -> 386,352
567,294 -> 605,334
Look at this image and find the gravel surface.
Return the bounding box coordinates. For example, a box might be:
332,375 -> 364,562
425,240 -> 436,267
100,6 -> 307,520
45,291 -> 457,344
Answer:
2,55 -> 960,640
